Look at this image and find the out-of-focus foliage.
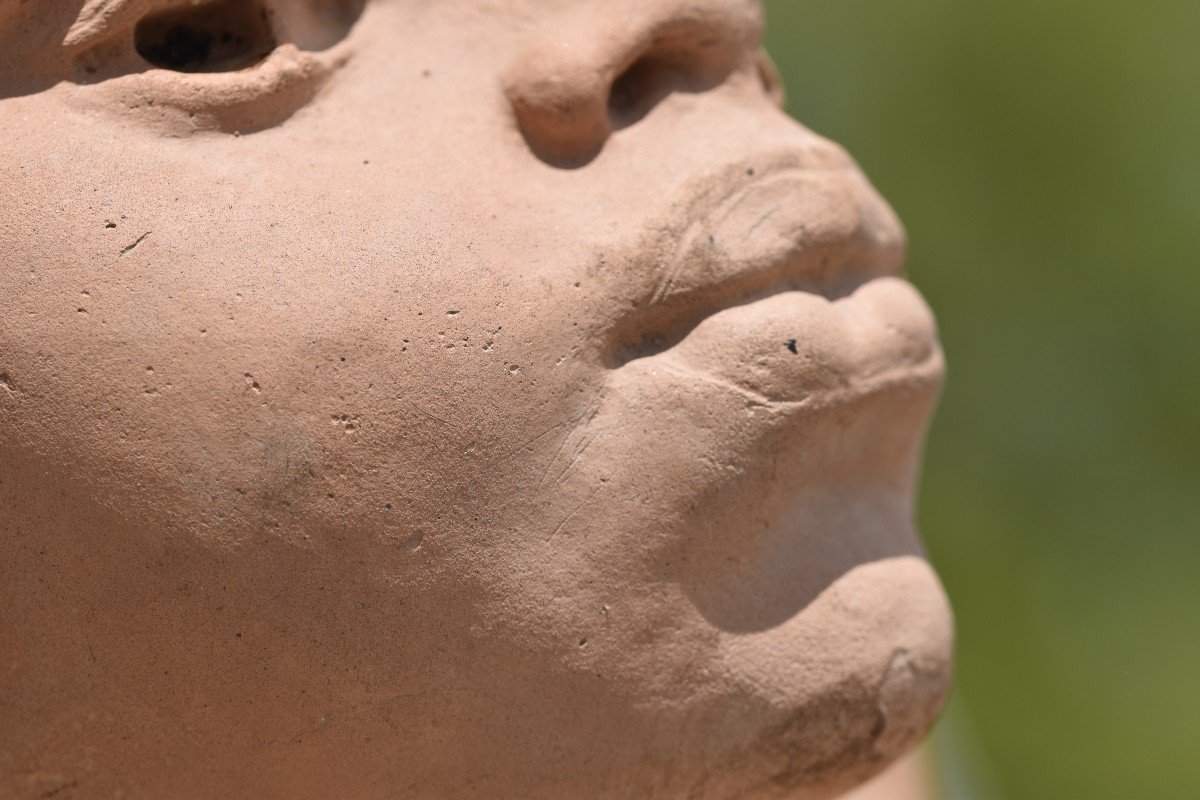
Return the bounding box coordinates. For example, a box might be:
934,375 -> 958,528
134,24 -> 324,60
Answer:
764,2 -> 1200,798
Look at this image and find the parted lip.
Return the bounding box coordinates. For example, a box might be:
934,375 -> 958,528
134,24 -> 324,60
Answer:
605,150 -> 911,368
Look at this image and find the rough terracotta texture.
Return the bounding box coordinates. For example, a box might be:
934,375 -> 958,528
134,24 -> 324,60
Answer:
0,1 -> 953,798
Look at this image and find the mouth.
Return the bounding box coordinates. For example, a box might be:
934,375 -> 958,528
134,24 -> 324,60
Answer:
607,155 -> 910,364
605,154 -> 942,407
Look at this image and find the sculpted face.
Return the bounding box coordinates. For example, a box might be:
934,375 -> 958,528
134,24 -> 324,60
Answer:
0,1 -> 952,798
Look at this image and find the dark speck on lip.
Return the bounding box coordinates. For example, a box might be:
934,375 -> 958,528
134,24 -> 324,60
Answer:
785,339 -> 799,354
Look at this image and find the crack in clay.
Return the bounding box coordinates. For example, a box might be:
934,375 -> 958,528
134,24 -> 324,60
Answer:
409,401 -> 456,429
490,421 -> 567,467
538,398 -> 602,489
652,359 -> 809,409
550,432 -> 598,487
120,231 -> 151,256
743,204 -> 783,241
546,484 -> 603,542
648,218 -> 703,305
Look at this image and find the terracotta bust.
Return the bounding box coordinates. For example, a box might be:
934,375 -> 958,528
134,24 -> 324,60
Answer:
0,1 -> 952,798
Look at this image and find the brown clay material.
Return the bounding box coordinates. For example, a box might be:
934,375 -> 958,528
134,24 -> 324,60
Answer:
0,1 -> 952,798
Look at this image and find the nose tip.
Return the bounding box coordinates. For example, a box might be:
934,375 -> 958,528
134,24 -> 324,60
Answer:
504,0 -> 763,167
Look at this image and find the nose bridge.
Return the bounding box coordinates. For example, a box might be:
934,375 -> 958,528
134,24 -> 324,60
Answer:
505,0 -> 764,166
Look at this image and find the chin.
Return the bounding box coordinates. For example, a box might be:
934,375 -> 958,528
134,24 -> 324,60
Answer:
704,555 -> 953,800
571,554 -> 952,800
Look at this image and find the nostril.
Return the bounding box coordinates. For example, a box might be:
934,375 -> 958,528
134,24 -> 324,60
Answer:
507,2 -> 760,169
607,41 -> 730,130
608,53 -> 682,129
135,0 -> 276,73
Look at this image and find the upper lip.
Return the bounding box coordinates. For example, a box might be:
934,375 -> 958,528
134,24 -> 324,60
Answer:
603,150 -> 908,367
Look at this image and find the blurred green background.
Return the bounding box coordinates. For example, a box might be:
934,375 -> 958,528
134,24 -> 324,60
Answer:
763,2 -> 1200,798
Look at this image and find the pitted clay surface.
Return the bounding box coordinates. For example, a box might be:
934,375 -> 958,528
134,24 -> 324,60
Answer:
0,1 -> 952,798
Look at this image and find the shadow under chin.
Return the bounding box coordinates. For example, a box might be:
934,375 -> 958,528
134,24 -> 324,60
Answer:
677,481 -> 925,633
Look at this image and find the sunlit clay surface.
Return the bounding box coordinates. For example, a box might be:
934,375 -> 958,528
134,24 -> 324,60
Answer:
0,1 -> 952,798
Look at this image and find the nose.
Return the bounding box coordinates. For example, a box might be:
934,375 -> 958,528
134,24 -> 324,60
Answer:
504,0 -> 764,167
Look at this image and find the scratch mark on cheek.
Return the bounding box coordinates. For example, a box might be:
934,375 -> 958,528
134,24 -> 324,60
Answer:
546,483 -> 603,543
120,230 -> 152,256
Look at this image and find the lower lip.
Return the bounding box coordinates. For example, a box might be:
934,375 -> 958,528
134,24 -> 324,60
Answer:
617,277 -> 942,406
